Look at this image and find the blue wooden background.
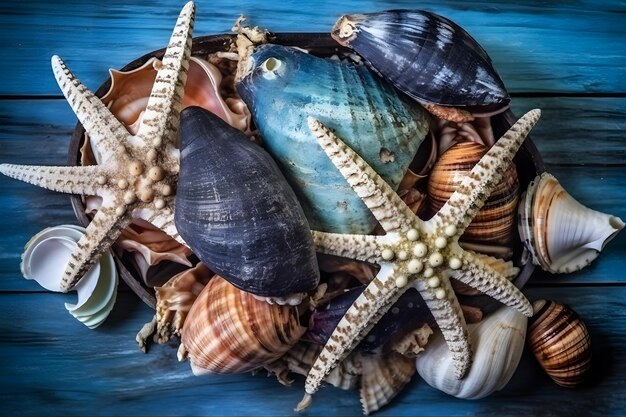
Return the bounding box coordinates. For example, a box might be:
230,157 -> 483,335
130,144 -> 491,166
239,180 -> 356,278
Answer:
1,0 -> 625,415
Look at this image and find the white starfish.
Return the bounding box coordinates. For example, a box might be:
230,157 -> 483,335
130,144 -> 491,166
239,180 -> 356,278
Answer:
0,2 -> 195,291
296,109 -> 541,411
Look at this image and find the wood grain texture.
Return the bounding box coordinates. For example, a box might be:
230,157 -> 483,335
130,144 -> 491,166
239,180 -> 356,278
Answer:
0,0 -> 625,95
0,288 -> 623,416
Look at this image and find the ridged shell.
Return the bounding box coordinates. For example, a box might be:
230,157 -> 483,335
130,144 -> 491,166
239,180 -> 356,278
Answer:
426,140 -> 520,249
174,106 -> 319,297
518,172 -> 624,273
416,305 -> 527,399
331,10 -> 509,113
237,44 -> 429,234
528,300 -> 592,387
360,352 -> 416,415
181,275 -> 305,374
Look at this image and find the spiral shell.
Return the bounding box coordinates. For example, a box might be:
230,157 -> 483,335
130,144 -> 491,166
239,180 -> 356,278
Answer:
426,140 -> 520,250
528,300 -> 592,387
181,275 -> 305,375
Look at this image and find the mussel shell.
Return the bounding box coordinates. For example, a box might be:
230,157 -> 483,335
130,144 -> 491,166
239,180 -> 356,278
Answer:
528,300 -> 592,387
181,275 -> 305,374
175,106 -> 319,297
332,10 -> 509,113
237,44 -> 429,234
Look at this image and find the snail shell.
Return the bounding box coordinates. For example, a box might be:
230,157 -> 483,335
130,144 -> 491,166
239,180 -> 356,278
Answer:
518,172 -> 624,273
426,140 -> 520,251
528,300 -> 592,387
331,10 -> 509,115
181,275 -> 305,374
237,44 -> 429,234
175,106 -> 319,297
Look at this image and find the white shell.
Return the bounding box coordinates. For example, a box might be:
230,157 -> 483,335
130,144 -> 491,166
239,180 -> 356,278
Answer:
415,305 -> 527,399
518,173 -> 624,273
21,225 -> 118,328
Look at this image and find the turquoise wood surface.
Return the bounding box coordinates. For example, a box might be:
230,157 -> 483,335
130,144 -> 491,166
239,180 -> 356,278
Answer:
0,0 -> 624,416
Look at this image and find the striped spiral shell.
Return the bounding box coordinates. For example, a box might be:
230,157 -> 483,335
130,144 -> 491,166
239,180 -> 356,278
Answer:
181,275 -> 305,375
528,299 -> 592,387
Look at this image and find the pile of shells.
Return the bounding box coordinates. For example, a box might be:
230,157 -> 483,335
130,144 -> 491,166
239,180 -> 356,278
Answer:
17,5 -> 622,416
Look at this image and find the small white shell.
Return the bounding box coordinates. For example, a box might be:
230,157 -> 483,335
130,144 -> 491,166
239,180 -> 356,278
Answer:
518,173 -> 624,273
416,305 -> 527,399
21,225 -> 118,328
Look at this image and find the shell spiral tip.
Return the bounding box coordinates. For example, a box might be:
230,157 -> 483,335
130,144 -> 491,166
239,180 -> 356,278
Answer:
295,393 -> 313,412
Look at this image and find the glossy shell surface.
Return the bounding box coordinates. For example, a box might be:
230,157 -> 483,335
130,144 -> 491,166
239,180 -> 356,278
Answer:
175,106 -> 319,297
237,43 -> 429,234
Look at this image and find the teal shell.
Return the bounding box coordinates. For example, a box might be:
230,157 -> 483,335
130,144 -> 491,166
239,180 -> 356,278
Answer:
237,44 -> 429,234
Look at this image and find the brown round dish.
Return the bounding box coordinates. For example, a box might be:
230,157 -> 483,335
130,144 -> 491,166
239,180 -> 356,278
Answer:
67,33 -> 544,310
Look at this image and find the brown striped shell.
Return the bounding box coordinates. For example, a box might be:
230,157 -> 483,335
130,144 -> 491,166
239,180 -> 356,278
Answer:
528,299 -> 592,387
426,140 -> 520,253
180,275 -> 305,375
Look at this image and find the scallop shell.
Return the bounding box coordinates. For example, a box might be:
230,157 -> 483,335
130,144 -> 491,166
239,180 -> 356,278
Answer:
360,352 -> 416,415
331,10 -> 509,115
237,44 -> 429,234
528,300 -> 592,387
426,140 -> 520,251
174,106 -> 319,297
180,275 -> 305,374
518,172 -> 624,273
416,305 -> 527,399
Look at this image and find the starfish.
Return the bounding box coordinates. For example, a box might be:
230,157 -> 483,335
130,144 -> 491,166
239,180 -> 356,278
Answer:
0,2 -> 195,291
296,109 -> 541,411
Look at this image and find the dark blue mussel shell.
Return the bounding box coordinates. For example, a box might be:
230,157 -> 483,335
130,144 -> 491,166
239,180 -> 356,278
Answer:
175,106 -> 319,297
237,44 -> 429,234
331,10 -> 510,113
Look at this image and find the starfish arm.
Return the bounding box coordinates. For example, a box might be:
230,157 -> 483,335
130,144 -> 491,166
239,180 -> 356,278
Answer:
135,2 -> 195,149
0,164 -> 105,196
135,204 -> 187,246
307,117 -> 420,234
60,198 -> 132,291
414,275 -> 472,379
303,265 -> 403,396
432,109 -> 541,236
51,56 -> 132,161
311,230 -> 385,264
454,250 -> 533,317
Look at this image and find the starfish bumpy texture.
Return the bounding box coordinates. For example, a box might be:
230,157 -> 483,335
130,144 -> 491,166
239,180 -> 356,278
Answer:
297,109 -> 541,410
0,2 -> 195,291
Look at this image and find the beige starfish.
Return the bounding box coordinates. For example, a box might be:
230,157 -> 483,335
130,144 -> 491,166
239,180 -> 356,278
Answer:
0,2 -> 195,291
296,109 -> 541,411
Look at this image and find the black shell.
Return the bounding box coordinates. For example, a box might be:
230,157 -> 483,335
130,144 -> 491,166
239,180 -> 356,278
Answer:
332,10 -> 510,112
174,106 -> 320,297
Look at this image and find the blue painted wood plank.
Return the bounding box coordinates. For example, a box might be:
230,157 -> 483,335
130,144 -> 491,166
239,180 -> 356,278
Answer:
0,287 -> 623,416
0,0 -> 625,95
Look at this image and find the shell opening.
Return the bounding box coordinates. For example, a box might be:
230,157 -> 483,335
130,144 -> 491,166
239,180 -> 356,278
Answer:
261,57 -> 284,80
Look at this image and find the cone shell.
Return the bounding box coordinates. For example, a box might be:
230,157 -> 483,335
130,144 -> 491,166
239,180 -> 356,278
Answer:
416,305 -> 527,399
528,300 -> 592,387
518,173 -> 624,273
427,140 -> 520,248
360,352 -> 416,415
175,106 -> 320,297
331,10 -> 509,113
181,275 -> 305,374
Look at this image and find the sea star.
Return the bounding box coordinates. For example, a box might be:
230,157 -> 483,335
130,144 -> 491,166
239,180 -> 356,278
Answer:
0,2 -> 195,291
297,109 -> 541,411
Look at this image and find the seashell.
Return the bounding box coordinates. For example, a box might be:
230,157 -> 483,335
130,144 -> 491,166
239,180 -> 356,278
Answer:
174,106 -> 319,297
180,275 -> 305,375
527,300 -> 592,387
518,172 -> 624,273
331,10 -> 509,117
426,140 -> 520,251
360,352 -> 416,415
20,225 -> 118,329
416,305 -> 527,399
237,44 -> 429,234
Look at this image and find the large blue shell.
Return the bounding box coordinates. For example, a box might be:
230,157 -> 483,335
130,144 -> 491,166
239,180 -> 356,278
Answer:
237,44 -> 429,234
331,10 -> 510,113
174,106 -> 319,297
